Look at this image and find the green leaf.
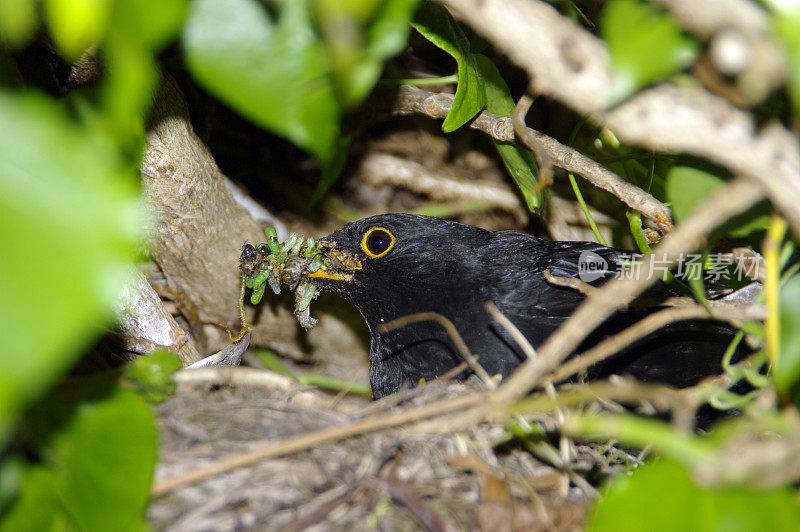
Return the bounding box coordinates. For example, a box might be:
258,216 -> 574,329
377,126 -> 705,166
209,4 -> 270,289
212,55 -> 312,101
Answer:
183,0 -> 341,162
315,0 -> 420,108
601,0 -> 698,102
589,458 -> 800,532
0,0 -> 38,48
124,350 -> 183,403
0,90 -> 142,445
101,0 -> 185,155
0,466 -> 62,532
666,166 -> 724,222
28,383 -> 158,531
475,54 -> 542,212
765,2 -> 800,118
412,3 -> 486,132
43,0 -> 112,60
775,275 -> 800,393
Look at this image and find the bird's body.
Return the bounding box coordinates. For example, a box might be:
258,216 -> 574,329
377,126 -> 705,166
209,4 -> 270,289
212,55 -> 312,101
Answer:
307,214 -> 743,399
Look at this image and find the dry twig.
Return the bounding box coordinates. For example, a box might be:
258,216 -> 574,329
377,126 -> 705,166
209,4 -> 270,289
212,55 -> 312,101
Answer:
547,303 -> 765,385
359,152 -> 526,222
394,85 -> 673,232
491,176 -> 763,405
513,95 -> 554,188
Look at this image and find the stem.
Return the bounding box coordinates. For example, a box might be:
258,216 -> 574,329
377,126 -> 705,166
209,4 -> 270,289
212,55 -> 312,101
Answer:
568,172 -> 607,245
764,214 -> 787,365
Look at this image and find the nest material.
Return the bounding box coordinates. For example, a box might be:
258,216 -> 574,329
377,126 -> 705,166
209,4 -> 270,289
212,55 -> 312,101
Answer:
150,377 -> 593,531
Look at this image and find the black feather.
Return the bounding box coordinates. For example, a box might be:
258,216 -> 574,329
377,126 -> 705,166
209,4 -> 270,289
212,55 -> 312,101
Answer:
315,214 -> 746,399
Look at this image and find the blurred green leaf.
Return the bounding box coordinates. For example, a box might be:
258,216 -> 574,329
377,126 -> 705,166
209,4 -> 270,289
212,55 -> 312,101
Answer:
252,348 -> 297,378
589,458 -> 800,532
775,275 -> 800,393
315,0 -> 419,108
22,383 -> 157,531
0,0 -> 38,48
101,0 -> 185,154
601,0 -> 698,102
111,0 -> 185,48
184,0 -> 341,162
43,0 -> 113,60
666,166 -> 723,222
475,54 -> 542,212
0,90 -> 142,445
124,350 -> 182,403
0,466 -> 62,532
412,2 -> 486,132
766,2 -> 800,118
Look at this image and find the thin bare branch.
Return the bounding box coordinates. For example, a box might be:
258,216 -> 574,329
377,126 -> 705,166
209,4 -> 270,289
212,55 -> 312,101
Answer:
394,85 -> 673,232
379,311 -> 497,390
491,176 -> 763,405
514,95 -> 554,187
548,303 -> 766,385
359,152 -> 526,222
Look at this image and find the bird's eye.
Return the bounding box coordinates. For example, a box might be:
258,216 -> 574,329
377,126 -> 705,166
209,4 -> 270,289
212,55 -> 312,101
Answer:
361,227 -> 395,258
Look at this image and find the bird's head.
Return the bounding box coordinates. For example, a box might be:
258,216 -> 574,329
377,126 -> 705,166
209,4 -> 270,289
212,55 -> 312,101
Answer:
305,213 -> 495,333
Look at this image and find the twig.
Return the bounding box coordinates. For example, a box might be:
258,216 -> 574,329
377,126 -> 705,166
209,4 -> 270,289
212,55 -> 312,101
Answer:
490,176 -> 763,405
378,312 -> 497,390
513,94 -> 554,188
367,476 -> 447,532
543,269 -> 597,296
484,301 -> 538,360
438,0 -> 800,237
359,152 -> 526,222
394,85 -> 674,232
151,390 -> 488,496
174,365 -> 298,391
547,303 -> 766,385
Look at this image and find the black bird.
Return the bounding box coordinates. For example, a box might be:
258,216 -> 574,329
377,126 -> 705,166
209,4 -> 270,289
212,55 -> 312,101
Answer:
306,213 -> 745,399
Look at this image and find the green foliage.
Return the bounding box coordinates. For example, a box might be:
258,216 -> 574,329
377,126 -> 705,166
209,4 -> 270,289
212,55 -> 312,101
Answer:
601,0 -> 698,102
765,1 -> 800,118
410,7 -> 543,213
101,0 -> 186,153
43,0 -> 113,60
1,0 -> 183,528
183,0 -> 341,163
666,166 -> 724,222
589,458 -> 800,532
0,0 -> 38,47
315,0 -> 419,108
184,0 -> 417,176
0,90 -> 142,445
125,350 -> 183,403
475,54 -> 542,212
2,384 -> 157,531
411,2 -> 486,132
775,275 -> 800,394
666,165 -> 769,236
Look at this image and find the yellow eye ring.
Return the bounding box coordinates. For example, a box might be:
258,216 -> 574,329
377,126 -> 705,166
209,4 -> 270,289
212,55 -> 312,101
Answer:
361,227 -> 395,258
